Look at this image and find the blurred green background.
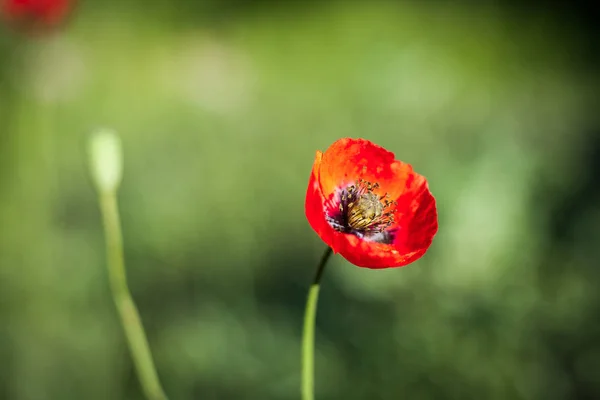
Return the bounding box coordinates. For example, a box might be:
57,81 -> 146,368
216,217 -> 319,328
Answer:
1,1 -> 599,399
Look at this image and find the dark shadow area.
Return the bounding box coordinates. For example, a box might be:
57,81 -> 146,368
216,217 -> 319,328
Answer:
544,128 -> 600,247
505,0 -> 600,67
531,127 -> 600,400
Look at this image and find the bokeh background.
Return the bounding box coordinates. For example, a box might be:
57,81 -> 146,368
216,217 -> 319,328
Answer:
1,1 -> 599,399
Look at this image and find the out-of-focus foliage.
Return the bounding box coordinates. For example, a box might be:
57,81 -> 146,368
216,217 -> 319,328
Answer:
1,1 -> 599,399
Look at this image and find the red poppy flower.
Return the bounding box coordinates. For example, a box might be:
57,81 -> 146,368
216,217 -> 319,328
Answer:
1,0 -> 72,31
305,138 -> 438,269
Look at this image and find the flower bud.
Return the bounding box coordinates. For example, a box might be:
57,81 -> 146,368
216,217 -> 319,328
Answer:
88,128 -> 123,193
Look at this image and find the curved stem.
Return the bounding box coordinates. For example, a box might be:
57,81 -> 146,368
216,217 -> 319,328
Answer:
301,247 -> 333,400
99,193 -> 169,400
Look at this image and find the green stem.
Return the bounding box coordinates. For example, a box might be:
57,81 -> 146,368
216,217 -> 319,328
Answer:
301,247 -> 333,400
99,192 -> 168,400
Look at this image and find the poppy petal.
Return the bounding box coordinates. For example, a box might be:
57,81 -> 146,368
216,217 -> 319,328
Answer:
318,138 -> 413,201
305,150 -> 335,247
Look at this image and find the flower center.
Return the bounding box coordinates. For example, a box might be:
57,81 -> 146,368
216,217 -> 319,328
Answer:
347,192 -> 384,230
328,179 -> 397,237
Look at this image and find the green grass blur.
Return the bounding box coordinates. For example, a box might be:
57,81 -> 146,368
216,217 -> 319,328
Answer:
1,1 -> 599,399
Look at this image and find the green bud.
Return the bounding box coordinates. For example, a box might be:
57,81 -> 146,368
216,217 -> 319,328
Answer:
88,128 -> 123,193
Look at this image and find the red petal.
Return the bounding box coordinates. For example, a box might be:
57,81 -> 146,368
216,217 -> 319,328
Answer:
305,150 -> 336,247
319,138 -> 414,201
2,0 -> 72,29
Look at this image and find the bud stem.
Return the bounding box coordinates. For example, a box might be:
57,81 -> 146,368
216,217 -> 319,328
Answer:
89,131 -> 168,400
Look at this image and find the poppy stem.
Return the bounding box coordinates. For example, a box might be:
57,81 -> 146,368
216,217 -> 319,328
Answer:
99,193 -> 169,400
302,246 -> 333,400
